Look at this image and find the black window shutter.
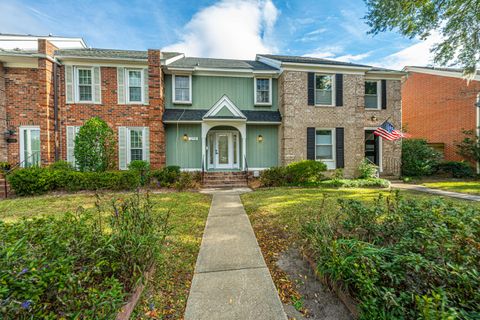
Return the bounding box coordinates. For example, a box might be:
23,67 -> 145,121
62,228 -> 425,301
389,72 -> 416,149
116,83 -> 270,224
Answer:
335,127 -> 345,168
335,74 -> 343,107
307,72 -> 315,106
381,79 -> 387,109
307,127 -> 316,160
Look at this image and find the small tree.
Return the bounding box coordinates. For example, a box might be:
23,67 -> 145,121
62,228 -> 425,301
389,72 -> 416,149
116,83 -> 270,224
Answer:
402,139 -> 441,177
456,129 -> 480,163
74,117 -> 115,172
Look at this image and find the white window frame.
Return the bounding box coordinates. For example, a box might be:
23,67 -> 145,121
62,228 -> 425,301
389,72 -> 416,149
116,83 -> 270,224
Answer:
172,74 -> 192,104
364,80 -> 381,110
75,67 -> 94,103
126,68 -> 144,104
126,127 -> 147,165
314,74 -> 336,107
254,77 -> 272,106
19,125 -> 41,167
315,128 -> 336,169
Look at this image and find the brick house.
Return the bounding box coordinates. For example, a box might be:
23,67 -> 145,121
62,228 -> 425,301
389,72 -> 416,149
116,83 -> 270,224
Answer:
0,34 -> 404,178
402,67 -> 480,163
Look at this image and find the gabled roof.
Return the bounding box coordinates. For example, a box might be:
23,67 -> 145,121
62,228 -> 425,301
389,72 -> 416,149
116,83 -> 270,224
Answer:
167,57 -> 279,71
203,95 -> 246,120
55,48 -> 182,61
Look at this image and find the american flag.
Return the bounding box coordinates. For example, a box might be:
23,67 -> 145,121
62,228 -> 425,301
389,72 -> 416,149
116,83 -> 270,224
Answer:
374,120 -> 407,141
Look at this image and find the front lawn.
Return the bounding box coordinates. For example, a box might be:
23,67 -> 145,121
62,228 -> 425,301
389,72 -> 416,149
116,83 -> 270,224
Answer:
242,188 -> 480,319
0,191 -> 210,319
422,181 -> 480,195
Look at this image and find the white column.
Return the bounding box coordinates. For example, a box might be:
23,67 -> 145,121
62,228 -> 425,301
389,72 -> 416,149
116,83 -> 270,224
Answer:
201,122 -> 209,171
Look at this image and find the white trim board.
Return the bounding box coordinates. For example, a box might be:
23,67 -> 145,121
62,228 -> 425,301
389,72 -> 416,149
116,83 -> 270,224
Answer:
203,95 -> 247,119
404,66 -> 480,81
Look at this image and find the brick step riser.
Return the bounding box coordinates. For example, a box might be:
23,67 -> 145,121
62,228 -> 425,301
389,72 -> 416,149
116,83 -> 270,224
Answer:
204,178 -> 247,181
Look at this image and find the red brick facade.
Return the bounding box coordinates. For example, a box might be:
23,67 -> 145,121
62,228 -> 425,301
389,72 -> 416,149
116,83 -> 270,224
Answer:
1,40 -> 166,169
402,71 -> 480,161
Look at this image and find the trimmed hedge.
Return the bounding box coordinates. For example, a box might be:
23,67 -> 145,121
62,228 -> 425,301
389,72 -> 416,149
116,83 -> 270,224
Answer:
260,160 -> 327,187
319,178 -> 390,188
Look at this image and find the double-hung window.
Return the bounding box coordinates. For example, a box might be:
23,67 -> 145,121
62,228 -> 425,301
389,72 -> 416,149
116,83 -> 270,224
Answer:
77,68 -> 93,102
127,69 -> 143,103
365,80 -> 381,109
255,78 -> 272,105
173,75 -> 191,104
315,74 -> 334,106
128,128 -> 145,163
315,130 -> 334,161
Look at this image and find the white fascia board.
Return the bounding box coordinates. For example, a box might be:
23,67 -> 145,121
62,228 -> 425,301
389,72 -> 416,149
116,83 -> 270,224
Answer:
256,55 -> 282,69
403,66 -> 480,81
0,55 -> 38,68
365,71 -> 406,80
282,62 -> 371,72
58,58 -> 147,68
246,121 -> 281,125
164,53 -> 185,65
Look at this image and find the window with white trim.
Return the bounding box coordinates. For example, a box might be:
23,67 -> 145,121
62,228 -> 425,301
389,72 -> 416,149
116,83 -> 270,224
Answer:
173,75 -> 191,103
128,128 -> 146,163
255,78 -> 272,105
365,80 -> 381,109
315,74 -> 334,106
127,69 -> 143,103
19,126 -> 40,167
77,68 -> 93,102
315,130 -> 333,160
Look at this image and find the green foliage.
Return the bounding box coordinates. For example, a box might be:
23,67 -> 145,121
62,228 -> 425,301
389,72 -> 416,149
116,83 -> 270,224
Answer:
402,139 -> 441,176
174,172 -> 197,191
364,0 -> 480,76
0,162 -> 11,172
0,191 -> 171,319
436,161 -> 474,178
8,167 -> 140,196
456,130 -> 480,163
303,193 -> 480,319
260,160 -> 327,187
74,117 -> 115,172
151,166 -> 181,187
128,160 -> 151,186
357,159 -> 378,179
318,178 -> 390,188
47,160 -> 74,171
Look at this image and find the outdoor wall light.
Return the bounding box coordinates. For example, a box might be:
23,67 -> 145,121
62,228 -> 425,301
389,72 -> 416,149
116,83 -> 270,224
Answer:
257,134 -> 263,142
370,115 -> 378,122
183,133 -> 189,141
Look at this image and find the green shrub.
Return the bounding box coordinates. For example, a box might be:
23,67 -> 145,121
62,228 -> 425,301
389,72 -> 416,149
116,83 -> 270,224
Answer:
48,160 -> 74,171
402,139 -> 441,177
0,191 -> 170,319
74,117 -> 115,172
128,160 -> 151,186
174,172 -> 196,191
7,167 -> 54,196
357,159 -> 378,179
436,161 -> 474,178
319,178 -> 390,188
303,193 -> 480,319
260,166 -> 288,187
151,166 -> 181,187
286,160 -> 327,185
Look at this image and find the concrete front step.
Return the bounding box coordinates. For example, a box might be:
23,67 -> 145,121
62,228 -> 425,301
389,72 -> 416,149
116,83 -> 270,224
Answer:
202,172 -> 248,187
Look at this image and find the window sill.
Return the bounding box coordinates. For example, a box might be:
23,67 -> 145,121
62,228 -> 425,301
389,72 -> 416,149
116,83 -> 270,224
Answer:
314,104 -> 335,107
173,100 -> 192,105
365,107 -> 381,111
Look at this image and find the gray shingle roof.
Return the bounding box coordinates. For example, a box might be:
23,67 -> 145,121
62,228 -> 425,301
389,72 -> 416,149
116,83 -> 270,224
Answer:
55,48 -> 181,61
168,57 -> 278,71
258,54 -> 371,68
0,49 -> 37,56
163,109 -> 282,122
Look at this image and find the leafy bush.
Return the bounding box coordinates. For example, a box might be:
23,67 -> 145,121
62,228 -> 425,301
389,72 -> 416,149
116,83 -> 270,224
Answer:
402,139 -> 441,176
7,167 -> 140,196
303,193 -> 480,319
48,160 -> 74,171
318,178 -> 390,188
74,117 -> 115,172
0,191 -> 170,319
128,160 -> 151,186
435,161 -> 474,178
151,166 -> 181,187
260,160 -> 327,187
174,172 -> 197,191
456,129 -> 480,163
260,166 -> 288,187
357,159 -> 378,179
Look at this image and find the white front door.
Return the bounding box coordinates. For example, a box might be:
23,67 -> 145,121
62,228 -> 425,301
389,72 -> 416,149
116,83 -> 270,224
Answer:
19,126 -> 41,167
211,131 -> 239,169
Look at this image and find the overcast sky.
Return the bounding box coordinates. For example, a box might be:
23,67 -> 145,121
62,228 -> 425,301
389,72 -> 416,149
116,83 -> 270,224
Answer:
0,0 -> 440,70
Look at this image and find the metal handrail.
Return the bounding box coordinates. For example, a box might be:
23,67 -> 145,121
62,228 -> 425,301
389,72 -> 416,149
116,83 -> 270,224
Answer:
2,152 -> 40,198
244,155 -> 249,185
364,157 -> 380,178
201,157 -> 205,185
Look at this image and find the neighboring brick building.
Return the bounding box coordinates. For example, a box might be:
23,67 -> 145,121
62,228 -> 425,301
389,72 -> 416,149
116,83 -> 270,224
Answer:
402,67 -> 480,162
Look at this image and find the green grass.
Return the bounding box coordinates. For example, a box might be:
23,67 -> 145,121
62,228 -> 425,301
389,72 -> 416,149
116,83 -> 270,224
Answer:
422,181 -> 480,195
0,191 -> 211,318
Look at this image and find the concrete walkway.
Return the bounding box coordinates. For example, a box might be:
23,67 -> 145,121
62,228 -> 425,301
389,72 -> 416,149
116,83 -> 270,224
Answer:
390,182 -> 480,201
184,191 -> 287,320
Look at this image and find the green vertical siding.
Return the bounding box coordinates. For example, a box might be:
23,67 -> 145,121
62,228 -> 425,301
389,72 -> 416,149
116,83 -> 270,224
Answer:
165,75 -> 278,110
246,125 -> 278,168
166,124 -> 202,169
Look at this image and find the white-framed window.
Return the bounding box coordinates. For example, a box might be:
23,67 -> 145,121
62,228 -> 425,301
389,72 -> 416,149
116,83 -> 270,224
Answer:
126,69 -> 144,103
76,67 -> 93,102
66,125 -> 81,166
19,126 -> 41,167
365,80 -> 381,109
315,128 -> 336,169
315,74 -> 335,106
254,77 -> 272,105
172,74 -> 192,104
127,127 -> 146,164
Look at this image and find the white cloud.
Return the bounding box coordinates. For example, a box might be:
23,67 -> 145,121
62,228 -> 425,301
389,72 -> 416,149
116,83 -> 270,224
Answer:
369,32 -> 441,70
336,52 -> 371,62
163,0 -> 279,59
302,45 -> 343,59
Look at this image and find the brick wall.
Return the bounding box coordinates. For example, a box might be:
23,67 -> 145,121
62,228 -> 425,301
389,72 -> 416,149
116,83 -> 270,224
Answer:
279,71 -> 402,178
402,72 -> 480,161
0,62 -> 6,162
